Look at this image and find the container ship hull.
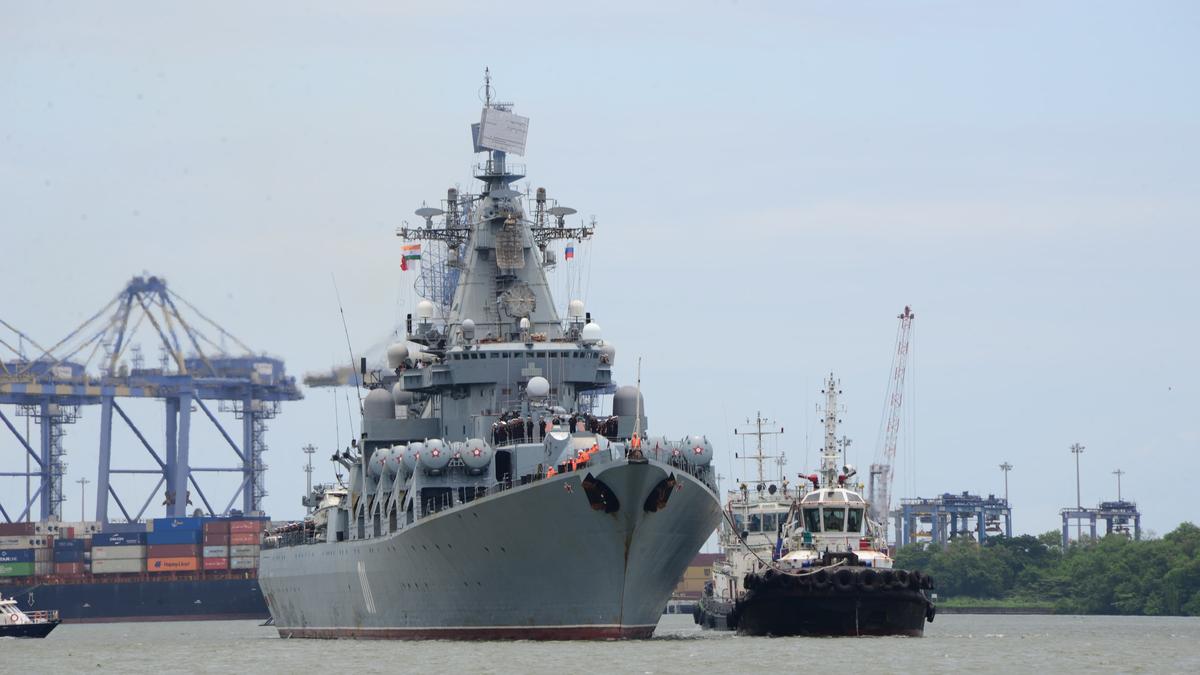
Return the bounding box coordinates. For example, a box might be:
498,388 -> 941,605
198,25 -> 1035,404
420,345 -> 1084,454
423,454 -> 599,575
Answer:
3,575 -> 268,623
260,460 -> 721,639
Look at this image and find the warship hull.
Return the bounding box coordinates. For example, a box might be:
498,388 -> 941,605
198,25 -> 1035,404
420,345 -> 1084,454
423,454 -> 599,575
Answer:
260,459 -> 721,639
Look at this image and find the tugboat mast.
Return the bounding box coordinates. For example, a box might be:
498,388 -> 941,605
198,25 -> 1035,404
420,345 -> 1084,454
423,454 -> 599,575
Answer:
819,374 -> 844,488
734,413 -> 784,485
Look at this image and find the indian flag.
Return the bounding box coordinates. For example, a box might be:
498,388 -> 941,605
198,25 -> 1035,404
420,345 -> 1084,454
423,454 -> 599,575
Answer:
401,243 -> 421,271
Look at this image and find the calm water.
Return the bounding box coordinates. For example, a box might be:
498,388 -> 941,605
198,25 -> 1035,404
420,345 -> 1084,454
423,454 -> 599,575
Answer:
5,614 -> 1200,673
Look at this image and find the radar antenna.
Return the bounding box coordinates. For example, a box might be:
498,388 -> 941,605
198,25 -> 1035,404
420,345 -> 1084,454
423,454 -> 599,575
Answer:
734,413 -> 784,485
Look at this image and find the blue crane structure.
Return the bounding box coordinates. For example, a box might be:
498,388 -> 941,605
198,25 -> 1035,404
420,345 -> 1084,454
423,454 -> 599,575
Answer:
0,275 -> 302,523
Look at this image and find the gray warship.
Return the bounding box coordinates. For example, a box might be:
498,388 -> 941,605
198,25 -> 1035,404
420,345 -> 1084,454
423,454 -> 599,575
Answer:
258,74 -> 723,640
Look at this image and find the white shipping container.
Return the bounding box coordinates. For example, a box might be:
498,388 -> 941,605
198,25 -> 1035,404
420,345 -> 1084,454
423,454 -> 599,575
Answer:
0,536 -> 50,549
229,545 -> 260,557
202,546 -> 229,558
92,558 -> 146,574
229,556 -> 258,569
35,548 -> 52,562
34,561 -> 52,575
91,545 -> 146,561
56,521 -> 102,536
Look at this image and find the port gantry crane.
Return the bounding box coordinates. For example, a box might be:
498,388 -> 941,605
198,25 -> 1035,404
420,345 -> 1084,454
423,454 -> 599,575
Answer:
0,275 -> 302,522
868,306 -> 915,540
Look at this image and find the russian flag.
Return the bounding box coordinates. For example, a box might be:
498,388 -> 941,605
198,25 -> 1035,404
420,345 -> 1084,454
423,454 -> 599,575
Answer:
565,246 -> 574,260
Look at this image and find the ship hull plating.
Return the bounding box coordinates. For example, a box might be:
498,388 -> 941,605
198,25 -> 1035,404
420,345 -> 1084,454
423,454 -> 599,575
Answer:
2,577 -> 268,623
260,459 -> 720,639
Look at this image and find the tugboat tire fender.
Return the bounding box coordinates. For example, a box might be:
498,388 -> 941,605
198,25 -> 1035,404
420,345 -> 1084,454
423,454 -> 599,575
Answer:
858,568 -> 879,591
811,569 -> 831,589
894,569 -> 911,590
880,569 -> 895,588
833,568 -> 855,593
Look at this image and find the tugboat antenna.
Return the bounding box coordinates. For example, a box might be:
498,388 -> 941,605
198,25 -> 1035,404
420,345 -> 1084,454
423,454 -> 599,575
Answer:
734,412 -> 784,485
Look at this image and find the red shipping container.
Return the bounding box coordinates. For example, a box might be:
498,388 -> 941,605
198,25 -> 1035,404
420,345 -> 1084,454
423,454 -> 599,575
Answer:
147,557 -> 199,572
202,557 -> 229,571
63,527 -> 74,539
203,533 -> 230,546
54,562 -> 85,575
0,522 -> 36,535
229,520 -> 264,534
203,520 -> 231,534
229,532 -> 259,546
147,544 -> 200,558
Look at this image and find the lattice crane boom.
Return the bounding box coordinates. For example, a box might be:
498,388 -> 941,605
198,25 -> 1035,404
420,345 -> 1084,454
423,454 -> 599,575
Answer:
869,306 -> 915,533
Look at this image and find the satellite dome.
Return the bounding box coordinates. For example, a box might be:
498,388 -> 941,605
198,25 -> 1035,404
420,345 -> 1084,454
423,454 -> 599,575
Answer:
420,439 -> 451,471
403,442 -> 425,472
462,438 -> 493,470
416,300 -> 435,319
568,299 -> 585,319
527,376 -> 550,398
363,388 -> 395,420
684,435 -> 714,466
612,385 -> 644,417
580,322 -> 602,344
386,445 -> 406,477
461,318 -> 476,340
391,383 -> 413,406
599,343 -> 616,364
386,343 -> 409,368
519,317 -> 531,330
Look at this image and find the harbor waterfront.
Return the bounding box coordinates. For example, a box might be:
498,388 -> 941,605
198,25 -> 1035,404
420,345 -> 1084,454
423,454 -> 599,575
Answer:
3,614 -> 1199,673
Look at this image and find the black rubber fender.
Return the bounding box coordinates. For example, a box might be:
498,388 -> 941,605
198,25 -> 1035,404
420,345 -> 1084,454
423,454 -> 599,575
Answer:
894,569 -> 911,590
833,568 -> 855,593
812,569 -> 831,589
858,568 -> 880,592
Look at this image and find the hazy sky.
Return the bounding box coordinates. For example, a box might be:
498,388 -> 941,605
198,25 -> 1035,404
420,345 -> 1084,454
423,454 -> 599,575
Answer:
2,1 -> 1197,538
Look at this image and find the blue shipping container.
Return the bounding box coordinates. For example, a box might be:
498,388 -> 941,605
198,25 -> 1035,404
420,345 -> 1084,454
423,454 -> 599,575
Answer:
53,539 -> 85,550
152,517 -> 204,531
53,550 -> 83,563
101,522 -> 148,534
93,532 -> 147,547
146,529 -> 202,545
0,549 -> 36,563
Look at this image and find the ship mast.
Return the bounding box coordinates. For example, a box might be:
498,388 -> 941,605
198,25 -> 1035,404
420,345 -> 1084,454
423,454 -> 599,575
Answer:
734,413 -> 783,485
818,374 -> 844,488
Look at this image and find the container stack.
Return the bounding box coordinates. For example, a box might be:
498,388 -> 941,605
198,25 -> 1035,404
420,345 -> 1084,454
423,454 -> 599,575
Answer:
53,536 -> 88,576
147,517 -> 202,573
202,519 -> 230,571
91,532 -> 148,574
229,520 -> 263,571
0,522 -> 53,578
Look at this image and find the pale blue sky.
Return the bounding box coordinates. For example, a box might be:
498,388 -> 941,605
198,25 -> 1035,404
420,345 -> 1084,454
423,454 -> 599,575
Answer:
1,1 -> 1197,537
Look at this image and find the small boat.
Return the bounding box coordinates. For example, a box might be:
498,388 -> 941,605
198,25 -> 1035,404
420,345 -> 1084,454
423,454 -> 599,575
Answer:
1,596 -> 60,638
731,375 -> 935,637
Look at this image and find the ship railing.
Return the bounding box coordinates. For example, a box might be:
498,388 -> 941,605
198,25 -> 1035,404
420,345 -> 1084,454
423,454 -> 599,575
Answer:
25,609 -> 58,623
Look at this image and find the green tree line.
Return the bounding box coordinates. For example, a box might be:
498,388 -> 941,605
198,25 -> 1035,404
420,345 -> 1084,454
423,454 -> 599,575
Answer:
893,522 -> 1200,615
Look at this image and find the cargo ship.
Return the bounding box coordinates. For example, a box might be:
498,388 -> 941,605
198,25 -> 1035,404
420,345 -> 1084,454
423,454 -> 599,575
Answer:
0,517 -> 269,623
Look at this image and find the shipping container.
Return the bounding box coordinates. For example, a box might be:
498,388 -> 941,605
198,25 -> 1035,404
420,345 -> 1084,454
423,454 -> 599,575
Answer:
203,520 -> 231,534
54,562 -> 86,575
0,548 -> 36,563
151,517 -> 205,531
55,521 -> 102,535
53,538 -> 85,550
229,544 -> 260,557
101,521 -> 148,534
147,556 -> 199,572
146,529 -> 202,545
229,520 -> 265,534
202,532 -> 230,546
229,532 -> 260,546
229,556 -> 258,570
147,544 -> 200,558
34,561 -> 52,576
91,545 -> 147,561
34,547 -> 53,563
0,561 -> 35,576
0,535 -> 49,548
0,522 -> 36,536
93,532 -> 147,547
202,556 -> 229,571
202,545 -> 229,558
91,557 -> 146,574
53,549 -> 84,563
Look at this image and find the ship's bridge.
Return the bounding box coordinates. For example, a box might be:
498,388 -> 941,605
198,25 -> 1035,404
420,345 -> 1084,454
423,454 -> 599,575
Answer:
799,488 -> 868,535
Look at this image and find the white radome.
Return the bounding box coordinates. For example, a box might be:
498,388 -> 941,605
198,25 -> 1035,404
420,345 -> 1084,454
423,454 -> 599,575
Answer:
568,299 -> 585,318
581,322 -> 602,344
527,376 -> 550,398
386,343 -> 409,368
416,299 -> 435,319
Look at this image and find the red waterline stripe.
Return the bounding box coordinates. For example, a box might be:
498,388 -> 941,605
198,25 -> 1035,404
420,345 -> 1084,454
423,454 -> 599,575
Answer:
63,612 -> 268,624
277,624 -> 657,640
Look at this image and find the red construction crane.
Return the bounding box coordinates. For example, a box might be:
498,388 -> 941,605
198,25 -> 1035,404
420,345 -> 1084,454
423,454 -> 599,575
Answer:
869,306 -> 915,535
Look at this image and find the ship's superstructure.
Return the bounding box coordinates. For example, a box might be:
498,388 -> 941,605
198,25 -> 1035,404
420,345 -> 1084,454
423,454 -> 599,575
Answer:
258,74 -> 722,640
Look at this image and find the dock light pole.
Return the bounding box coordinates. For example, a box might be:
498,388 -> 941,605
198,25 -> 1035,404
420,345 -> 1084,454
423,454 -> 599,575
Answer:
1113,468 -> 1125,501
77,477 -> 90,521
999,462 -> 1012,502
1070,443 -> 1084,542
